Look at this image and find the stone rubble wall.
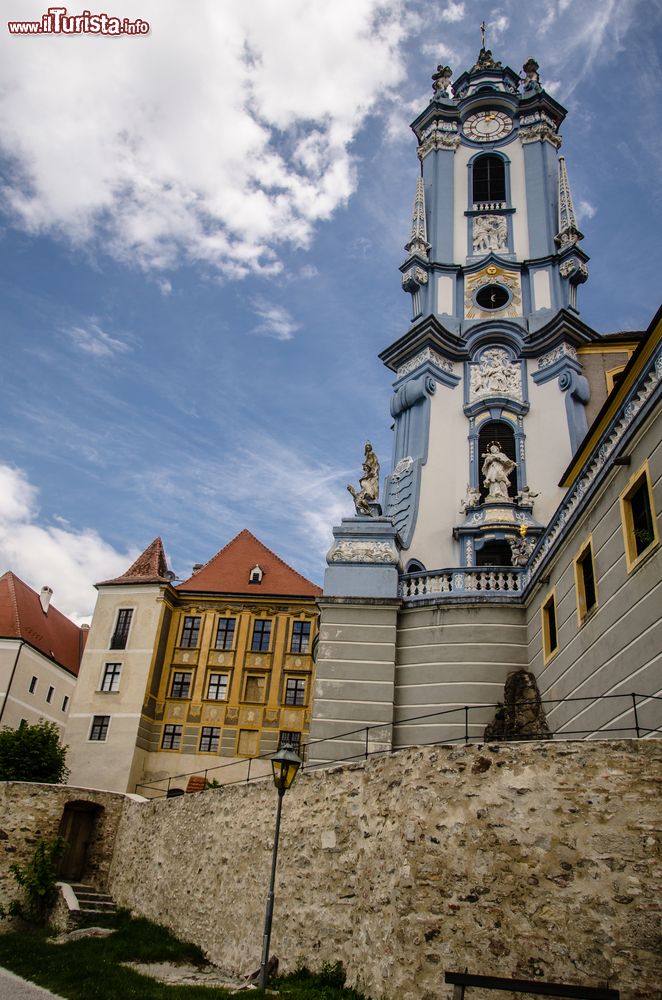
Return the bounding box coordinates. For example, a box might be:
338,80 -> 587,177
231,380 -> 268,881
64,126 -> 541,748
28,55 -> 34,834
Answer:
104,741 -> 661,1000
0,781 -> 129,927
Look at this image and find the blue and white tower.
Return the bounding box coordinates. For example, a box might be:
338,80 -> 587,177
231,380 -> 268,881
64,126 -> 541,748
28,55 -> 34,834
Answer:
310,44 -> 651,765
379,48 -> 596,571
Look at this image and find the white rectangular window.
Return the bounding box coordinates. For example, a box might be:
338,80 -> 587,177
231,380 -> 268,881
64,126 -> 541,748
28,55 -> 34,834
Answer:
89,715 -> 110,741
100,662 -> 122,692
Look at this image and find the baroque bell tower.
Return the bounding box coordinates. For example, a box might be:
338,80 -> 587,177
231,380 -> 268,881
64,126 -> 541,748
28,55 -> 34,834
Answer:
310,40 -> 616,765
376,45 -> 594,572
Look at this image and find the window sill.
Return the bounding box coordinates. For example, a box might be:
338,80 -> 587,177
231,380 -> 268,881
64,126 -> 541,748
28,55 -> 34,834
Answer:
625,539 -> 660,575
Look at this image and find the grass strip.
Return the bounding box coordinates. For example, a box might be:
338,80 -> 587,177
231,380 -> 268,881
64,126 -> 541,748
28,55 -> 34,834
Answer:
0,913 -> 368,1000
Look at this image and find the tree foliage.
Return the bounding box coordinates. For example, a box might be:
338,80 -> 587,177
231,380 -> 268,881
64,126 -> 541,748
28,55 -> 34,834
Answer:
0,720 -> 69,784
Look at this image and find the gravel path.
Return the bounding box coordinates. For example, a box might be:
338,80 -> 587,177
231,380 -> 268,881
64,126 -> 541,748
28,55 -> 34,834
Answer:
0,966 -> 67,1000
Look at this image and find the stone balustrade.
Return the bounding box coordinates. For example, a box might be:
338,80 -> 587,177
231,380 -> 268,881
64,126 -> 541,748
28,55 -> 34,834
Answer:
400,566 -> 524,600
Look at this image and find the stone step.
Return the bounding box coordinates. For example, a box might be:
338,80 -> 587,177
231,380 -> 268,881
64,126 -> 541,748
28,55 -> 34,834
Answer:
64,882 -> 118,915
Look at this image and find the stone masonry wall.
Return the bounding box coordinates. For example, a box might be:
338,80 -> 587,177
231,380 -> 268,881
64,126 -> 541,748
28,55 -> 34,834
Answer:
105,742 -> 661,1000
0,782 -> 130,923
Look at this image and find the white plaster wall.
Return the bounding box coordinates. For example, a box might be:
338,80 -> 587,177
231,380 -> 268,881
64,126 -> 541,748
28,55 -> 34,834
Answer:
406,386 -> 468,568
532,268 -> 551,310
65,585 -> 166,792
436,275 -> 454,315
452,137 -> 530,264
524,374 -> 571,525
0,640 -> 76,731
508,139 -> 530,260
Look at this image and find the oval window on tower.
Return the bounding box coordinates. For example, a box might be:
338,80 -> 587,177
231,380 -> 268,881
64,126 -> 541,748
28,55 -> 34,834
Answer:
475,283 -> 510,310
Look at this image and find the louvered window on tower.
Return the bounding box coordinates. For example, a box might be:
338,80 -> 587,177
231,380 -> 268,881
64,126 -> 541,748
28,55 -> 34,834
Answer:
473,155 -> 506,205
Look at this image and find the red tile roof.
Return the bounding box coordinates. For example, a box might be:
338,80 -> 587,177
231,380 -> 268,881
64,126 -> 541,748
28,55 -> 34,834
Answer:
97,537 -> 172,587
0,572 -> 84,676
177,530 -> 322,597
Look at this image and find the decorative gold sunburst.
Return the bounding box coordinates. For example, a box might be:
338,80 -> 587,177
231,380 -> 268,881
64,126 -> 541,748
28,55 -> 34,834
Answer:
465,264 -> 522,320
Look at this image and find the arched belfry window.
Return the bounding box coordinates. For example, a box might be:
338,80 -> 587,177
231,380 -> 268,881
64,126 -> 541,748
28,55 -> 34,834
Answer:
478,420 -> 518,502
473,155 -> 506,205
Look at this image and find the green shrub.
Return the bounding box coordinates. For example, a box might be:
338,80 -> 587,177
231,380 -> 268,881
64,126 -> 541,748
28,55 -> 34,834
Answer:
0,836 -> 67,924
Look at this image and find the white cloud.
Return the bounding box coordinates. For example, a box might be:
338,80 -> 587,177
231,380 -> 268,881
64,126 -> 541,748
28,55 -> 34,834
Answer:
64,320 -> 132,358
577,199 -> 597,221
156,278 -> 172,297
252,299 -> 300,341
439,2 -> 465,23
127,432 -> 353,581
421,40 -> 460,64
490,15 -> 510,37
299,264 -> 319,280
0,465 -> 135,622
0,0 -> 407,278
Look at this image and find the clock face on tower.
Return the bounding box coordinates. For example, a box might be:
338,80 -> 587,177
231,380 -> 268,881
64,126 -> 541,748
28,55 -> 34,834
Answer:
463,110 -> 513,142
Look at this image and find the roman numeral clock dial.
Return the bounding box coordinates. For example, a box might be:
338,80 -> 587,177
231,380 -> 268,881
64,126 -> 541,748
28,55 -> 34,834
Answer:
463,110 -> 512,141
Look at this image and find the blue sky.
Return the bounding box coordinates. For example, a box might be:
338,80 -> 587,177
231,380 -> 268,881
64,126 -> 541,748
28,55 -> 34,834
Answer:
0,0 -> 660,620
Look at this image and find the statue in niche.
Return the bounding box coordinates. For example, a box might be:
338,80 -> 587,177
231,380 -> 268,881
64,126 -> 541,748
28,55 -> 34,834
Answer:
521,57 -> 542,93
481,442 -> 517,501
473,215 -> 508,253
348,441 -> 380,516
431,64 -> 453,99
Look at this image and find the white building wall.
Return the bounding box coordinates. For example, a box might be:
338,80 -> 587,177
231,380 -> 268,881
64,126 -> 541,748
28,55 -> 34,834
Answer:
406,387 -> 467,569
0,640 -> 77,732
452,137 -> 530,265
65,584 -> 166,793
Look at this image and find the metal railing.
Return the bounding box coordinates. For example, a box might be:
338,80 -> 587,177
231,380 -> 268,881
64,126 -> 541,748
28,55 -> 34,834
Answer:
134,691 -> 661,798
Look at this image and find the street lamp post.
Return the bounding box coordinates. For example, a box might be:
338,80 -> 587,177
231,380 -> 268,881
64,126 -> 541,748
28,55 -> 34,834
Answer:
258,743 -> 302,991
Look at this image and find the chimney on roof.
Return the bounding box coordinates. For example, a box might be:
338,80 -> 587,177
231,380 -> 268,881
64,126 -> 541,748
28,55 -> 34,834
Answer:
40,586 -> 53,614
191,564 -> 204,574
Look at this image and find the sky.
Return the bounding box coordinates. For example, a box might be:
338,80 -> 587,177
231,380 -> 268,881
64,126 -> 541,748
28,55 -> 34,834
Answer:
0,0 -> 660,621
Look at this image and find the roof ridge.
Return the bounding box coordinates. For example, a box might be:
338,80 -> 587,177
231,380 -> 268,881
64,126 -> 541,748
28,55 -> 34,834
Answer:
187,529 -> 252,580
97,536 -> 172,586
239,530 -> 320,591
182,529 -> 319,593
3,571 -> 22,635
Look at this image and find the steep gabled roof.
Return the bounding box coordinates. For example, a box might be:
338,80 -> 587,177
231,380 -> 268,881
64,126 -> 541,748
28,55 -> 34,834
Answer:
177,529 -> 322,597
97,537 -> 172,587
0,572 -> 84,676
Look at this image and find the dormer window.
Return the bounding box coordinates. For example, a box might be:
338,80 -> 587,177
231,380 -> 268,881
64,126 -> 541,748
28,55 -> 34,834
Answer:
249,564 -> 263,585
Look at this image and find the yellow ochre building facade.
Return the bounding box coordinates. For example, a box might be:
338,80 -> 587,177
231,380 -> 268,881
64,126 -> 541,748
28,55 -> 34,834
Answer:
64,531 -> 321,795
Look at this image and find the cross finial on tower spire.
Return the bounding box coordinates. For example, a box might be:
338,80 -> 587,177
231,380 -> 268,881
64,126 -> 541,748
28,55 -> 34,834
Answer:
480,20 -> 487,48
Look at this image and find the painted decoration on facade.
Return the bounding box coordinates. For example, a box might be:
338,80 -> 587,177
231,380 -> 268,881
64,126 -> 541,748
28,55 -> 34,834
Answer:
397,348 -> 454,380
537,343 -> 578,369
464,264 -> 522,320
384,456 -> 417,547
472,215 -> 508,254
469,347 -> 523,401
327,540 -> 399,564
